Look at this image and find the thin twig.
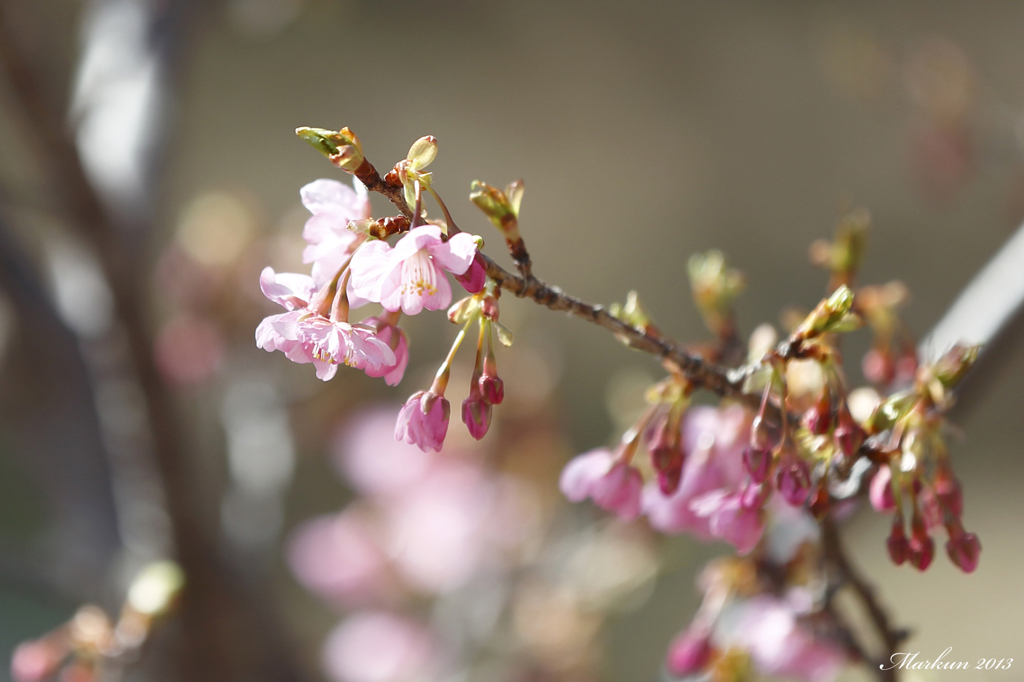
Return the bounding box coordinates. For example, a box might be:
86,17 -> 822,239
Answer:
355,157 -> 757,397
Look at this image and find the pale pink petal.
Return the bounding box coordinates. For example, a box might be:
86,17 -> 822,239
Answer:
256,313 -> 292,351
559,449 -> 642,521
731,596 -> 846,682
301,178 -> 370,220
394,258 -> 451,315
382,331 -> 409,386
350,240 -> 398,303
259,267 -> 315,309
559,449 -> 614,502
427,232 -> 479,275
314,359 -> 338,381
390,225 -> 444,262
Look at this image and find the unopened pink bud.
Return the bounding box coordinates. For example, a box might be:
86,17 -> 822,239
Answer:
665,628 -> 713,677
395,391 -> 450,453
455,253 -> 487,294
834,414 -> 864,459
946,530 -> 981,573
908,534 -> 935,571
650,443 -> 685,497
461,397 -> 492,440
776,457 -> 811,506
742,446 -> 772,484
480,295 -> 500,321
802,391 -> 832,435
887,520 -> 909,566
479,375 -> 504,405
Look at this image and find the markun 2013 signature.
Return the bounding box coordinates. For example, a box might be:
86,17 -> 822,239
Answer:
881,648 -> 1013,671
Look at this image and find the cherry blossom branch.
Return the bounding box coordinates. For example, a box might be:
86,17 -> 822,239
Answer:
348,155 -> 754,401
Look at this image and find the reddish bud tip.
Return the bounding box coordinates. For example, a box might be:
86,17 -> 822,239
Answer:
461,397 -> 492,440
887,520 -> 909,566
776,457 -> 811,506
665,629 -> 713,677
908,534 -> 935,571
834,420 -> 865,459
946,531 -> 981,573
803,392 -> 832,435
455,254 -> 487,294
742,446 -> 773,484
479,375 -> 504,405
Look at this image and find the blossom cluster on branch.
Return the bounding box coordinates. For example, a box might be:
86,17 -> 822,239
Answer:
253,126 -> 983,682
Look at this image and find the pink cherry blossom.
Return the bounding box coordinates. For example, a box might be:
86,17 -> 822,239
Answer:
689,488 -> 765,555
395,391 -> 450,453
384,462 -> 518,593
255,267 -> 396,381
302,316 -> 396,374
300,179 -> 372,287
332,408 -> 438,500
349,226 -> 480,315
730,595 -> 846,682
322,611 -> 440,682
559,448 -> 643,521
642,406 -> 749,539
287,511 -> 394,607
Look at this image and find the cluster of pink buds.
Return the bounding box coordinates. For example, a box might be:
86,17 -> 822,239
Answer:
561,391 -> 768,554
864,345 -> 981,572
397,281 -> 511,452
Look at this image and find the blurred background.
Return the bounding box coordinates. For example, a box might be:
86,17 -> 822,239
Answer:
0,0 -> 1023,680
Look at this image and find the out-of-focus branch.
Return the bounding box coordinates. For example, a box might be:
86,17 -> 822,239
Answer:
0,5 -> 315,681
820,515 -> 909,682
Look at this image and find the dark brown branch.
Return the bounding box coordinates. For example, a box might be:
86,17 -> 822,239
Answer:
358,154 -> 761,402
820,515 -> 909,682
